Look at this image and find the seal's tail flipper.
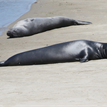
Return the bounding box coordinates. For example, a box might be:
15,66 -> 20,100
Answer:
76,20 -> 92,25
0,61 -> 6,66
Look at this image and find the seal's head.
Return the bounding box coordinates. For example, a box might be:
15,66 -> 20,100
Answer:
7,18 -> 34,38
7,28 -> 19,38
7,27 -> 29,38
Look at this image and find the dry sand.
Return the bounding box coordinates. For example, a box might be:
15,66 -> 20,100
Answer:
0,0 -> 107,106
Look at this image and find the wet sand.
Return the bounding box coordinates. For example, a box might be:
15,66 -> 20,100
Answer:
0,0 -> 107,106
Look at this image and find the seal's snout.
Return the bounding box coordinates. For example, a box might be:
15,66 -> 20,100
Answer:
7,30 -> 12,37
7,31 -> 10,35
7,29 -> 16,38
0,61 -> 5,66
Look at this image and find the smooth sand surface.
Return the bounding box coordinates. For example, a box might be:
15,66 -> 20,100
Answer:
0,0 -> 107,106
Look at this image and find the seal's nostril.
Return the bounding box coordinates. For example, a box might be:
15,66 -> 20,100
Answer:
7,31 -> 13,38
7,31 -> 10,36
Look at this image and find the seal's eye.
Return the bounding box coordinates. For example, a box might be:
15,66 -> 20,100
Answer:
13,29 -> 18,35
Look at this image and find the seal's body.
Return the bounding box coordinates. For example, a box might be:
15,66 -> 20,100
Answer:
0,40 -> 107,66
7,16 -> 92,38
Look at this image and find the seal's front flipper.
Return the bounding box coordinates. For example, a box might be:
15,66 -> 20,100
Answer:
76,48 -> 90,63
80,58 -> 88,63
76,58 -> 88,63
76,20 -> 92,25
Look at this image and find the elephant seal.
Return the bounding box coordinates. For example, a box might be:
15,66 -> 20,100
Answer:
7,16 -> 92,38
0,40 -> 107,66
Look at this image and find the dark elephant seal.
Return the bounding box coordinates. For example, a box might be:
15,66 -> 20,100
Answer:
7,16 -> 92,38
0,40 -> 107,66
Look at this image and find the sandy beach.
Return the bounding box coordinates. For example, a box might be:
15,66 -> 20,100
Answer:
0,0 -> 107,106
